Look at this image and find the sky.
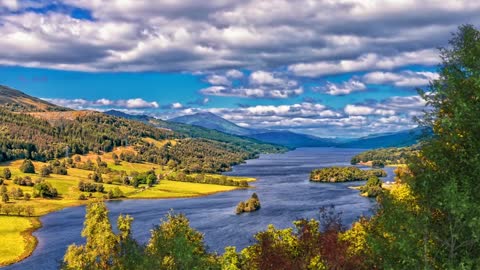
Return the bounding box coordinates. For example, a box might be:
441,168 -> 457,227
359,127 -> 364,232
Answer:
0,0 -> 478,138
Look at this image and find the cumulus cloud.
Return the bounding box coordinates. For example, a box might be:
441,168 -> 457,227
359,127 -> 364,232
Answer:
1,1 -> 477,73
200,70 -> 302,98
363,70 -> 439,87
43,97 -> 159,110
289,49 -> 440,77
315,79 -> 366,95
200,85 -> 303,99
205,74 -> 231,86
170,102 -> 184,109
166,93 -> 427,137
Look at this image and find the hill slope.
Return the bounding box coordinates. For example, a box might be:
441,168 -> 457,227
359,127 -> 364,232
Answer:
248,131 -> 336,148
171,112 -> 253,135
0,85 -> 67,112
339,127 -> 431,149
105,110 -> 287,154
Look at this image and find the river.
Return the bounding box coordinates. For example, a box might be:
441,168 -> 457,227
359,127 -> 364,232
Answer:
4,147 -> 393,270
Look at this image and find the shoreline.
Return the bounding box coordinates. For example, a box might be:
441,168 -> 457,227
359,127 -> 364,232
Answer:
0,183 -> 252,267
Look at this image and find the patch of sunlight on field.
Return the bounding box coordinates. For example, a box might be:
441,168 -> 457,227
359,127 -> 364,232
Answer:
0,216 -> 37,266
129,180 -> 237,198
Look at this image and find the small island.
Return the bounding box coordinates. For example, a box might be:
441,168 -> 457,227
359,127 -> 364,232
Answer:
236,193 -> 261,214
309,166 -> 386,183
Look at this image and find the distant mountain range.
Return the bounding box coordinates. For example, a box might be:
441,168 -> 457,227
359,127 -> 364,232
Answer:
171,112 -> 430,149
0,83 -> 427,150
171,112 -> 254,136
337,127 -> 431,149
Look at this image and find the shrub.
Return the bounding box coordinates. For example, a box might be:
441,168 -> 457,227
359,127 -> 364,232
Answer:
20,159 -> 35,173
2,168 -> 11,179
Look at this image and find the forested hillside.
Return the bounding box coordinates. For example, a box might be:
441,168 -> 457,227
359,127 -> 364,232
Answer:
0,94 -> 284,173
0,85 -> 67,112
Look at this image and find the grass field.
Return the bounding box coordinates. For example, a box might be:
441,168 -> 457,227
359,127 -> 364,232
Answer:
0,147 -> 254,266
0,216 -> 40,266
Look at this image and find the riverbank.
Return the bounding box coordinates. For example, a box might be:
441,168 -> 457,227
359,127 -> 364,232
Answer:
0,153 -> 255,267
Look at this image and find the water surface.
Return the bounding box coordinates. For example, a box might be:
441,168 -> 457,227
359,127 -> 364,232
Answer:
5,147 -> 388,270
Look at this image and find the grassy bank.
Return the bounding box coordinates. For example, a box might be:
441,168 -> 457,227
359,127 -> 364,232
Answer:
0,146 -> 255,266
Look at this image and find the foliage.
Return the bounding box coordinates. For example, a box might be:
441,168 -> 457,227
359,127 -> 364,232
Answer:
359,176 -> 383,197
78,181 -> 104,193
350,145 -> 420,165
236,193 -> 261,214
310,166 -> 386,182
2,168 -> 11,179
63,201 -> 122,269
146,212 -> 220,269
19,160 -> 35,174
0,204 -> 35,217
367,25 -> 480,268
32,180 -> 58,198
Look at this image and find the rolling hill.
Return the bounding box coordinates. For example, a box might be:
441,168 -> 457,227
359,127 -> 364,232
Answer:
0,85 -> 67,112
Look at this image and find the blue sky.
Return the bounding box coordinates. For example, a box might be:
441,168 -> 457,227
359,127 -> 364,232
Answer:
0,0 -> 477,137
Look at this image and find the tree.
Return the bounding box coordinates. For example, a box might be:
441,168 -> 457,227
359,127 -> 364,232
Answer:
40,165 -> 52,177
146,212 -> 219,269
368,25 -> 480,269
63,201 -> 120,269
2,168 -> 11,179
20,159 -> 35,174
2,193 -> 9,203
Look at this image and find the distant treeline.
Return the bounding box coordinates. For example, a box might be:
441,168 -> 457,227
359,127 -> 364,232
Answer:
310,166 -> 386,182
350,145 -> 419,165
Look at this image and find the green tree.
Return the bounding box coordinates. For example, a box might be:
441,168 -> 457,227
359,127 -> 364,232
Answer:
2,168 -> 11,179
146,212 -> 220,269
20,159 -> 35,174
40,165 -> 52,177
2,193 -> 9,203
368,25 -> 480,269
63,201 -> 119,269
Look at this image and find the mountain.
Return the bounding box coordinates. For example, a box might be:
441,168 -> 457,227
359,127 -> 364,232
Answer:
0,85 -> 67,112
248,131 -> 336,148
169,112 -> 338,148
104,110 -> 287,153
338,127 -> 432,149
171,112 -> 253,135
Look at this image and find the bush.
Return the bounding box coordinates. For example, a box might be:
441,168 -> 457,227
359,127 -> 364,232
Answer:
20,159 -> 35,173
78,181 -> 104,193
13,176 -> 34,186
2,168 -> 11,179
40,165 -> 52,177
236,193 -> 261,214
32,180 -> 58,198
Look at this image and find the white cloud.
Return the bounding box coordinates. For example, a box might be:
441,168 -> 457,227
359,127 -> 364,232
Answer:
200,85 -> 303,99
363,70 -> 439,87
289,49 -> 440,77
249,71 -> 297,87
225,69 -> 243,78
171,102 -> 183,109
1,1 -> 475,73
43,97 -> 159,109
316,79 -> 366,95
206,74 -> 231,86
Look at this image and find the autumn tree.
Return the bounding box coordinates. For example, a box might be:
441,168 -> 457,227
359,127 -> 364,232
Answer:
368,25 -> 480,268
